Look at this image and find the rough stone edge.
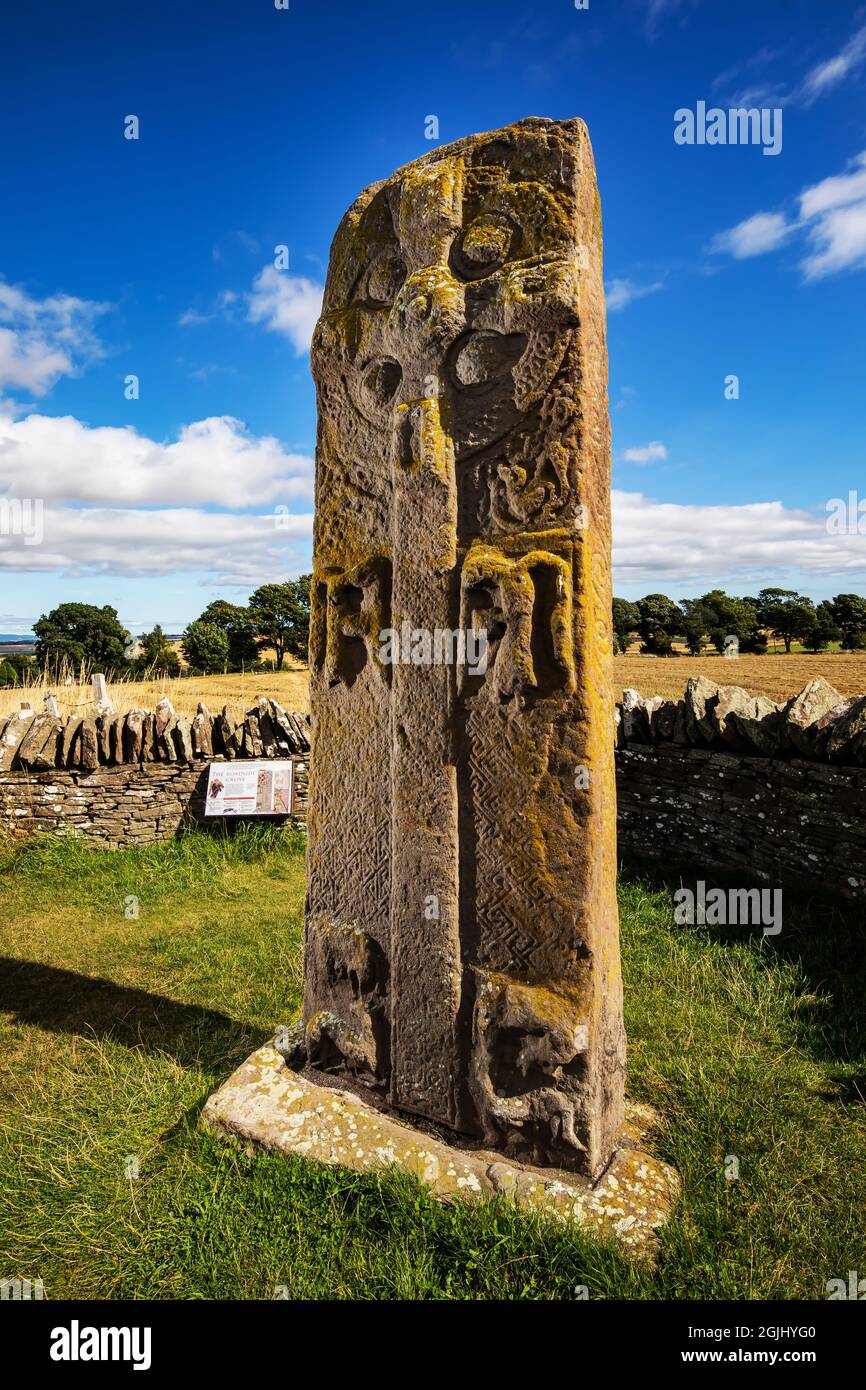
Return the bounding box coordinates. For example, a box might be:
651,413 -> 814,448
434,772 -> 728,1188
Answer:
201,1044 -> 680,1263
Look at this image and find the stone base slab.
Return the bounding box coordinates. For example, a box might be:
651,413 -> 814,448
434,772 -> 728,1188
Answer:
201,1045 -> 679,1260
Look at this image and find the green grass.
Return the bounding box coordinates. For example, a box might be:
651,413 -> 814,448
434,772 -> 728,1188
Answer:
0,826 -> 864,1300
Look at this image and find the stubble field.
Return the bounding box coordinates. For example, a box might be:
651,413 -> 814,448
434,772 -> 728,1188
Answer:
4,650 -> 866,721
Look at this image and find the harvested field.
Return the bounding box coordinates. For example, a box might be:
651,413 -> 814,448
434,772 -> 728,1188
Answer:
613,652 -> 866,704
4,651 -> 866,721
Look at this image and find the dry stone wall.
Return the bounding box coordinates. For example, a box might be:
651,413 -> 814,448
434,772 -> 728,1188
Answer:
0,697 -> 310,845
1,677 -> 865,902
615,676 -> 866,900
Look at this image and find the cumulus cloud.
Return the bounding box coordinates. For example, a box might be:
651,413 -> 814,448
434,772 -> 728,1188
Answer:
612,491 -> 866,584
0,409 -> 859,590
622,441 -> 667,464
247,267 -> 324,353
179,267 -> 324,353
0,279 -> 109,398
605,278 -> 664,312
0,411 -> 314,508
0,411 -> 314,582
710,150 -> 866,280
709,211 -> 793,260
0,504 -> 313,581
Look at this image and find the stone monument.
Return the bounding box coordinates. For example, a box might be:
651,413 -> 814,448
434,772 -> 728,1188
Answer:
204,118 -> 677,1251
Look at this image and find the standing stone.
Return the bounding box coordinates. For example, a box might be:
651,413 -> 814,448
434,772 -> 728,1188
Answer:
304,118 -> 625,1179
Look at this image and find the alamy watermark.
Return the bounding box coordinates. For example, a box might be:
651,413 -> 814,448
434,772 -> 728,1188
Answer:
378,624 -> 488,675
675,101 -> 782,157
1,1276 -> 45,1300
674,880 -> 782,936
0,497 -> 43,546
827,1271 -> 866,1300
826,492 -> 866,535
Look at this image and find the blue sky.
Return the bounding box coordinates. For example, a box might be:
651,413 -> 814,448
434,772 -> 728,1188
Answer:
1,0 -> 865,634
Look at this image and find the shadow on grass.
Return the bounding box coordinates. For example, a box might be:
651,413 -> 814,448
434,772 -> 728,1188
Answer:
619,852 -> 866,1068
0,955 -> 261,1071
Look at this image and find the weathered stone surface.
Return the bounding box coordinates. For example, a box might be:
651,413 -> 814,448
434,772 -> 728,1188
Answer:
16,714 -> 61,771
785,678 -> 845,755
684,676 -> 720,744
202,1045 -> 678,1260
305,117 -> 624,1180
217,707 -> 238,760
0,713 -> 35,771
622,687 -> 650,742
825,694 -> 866,763
710,684 -> 782,755
80,718 -> 99,770
61,716 -> 83,767
243,709 -> 263,758
124,709 -> 147,762
172,716 -> 194,763
191,704 -> 214,758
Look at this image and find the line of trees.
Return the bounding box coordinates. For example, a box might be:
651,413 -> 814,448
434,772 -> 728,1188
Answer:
612,589 -> 866,656
5,581 -> 866,688
1,578 -> 312,685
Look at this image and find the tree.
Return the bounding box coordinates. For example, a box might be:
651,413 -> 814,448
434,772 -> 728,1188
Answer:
181,620 -> 229,674
136,625 -> 181,676
198,600 -> 258,670
611,598 -> 640,655
679,599 -> 717,656
0,660 -> 17,687
802,601 -> 842,652
33,603 -> 130,673
1,653 -> 35,681
692,589 -> 765,655
248,577 -> 311,670
755,588 -> 815,653
636,593 -> 682,656
830,594 -> 866,650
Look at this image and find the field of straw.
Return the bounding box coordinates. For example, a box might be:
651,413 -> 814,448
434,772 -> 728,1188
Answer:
4,650 -> 866,720
0,660 -> 311,722
613,650 -> 866,703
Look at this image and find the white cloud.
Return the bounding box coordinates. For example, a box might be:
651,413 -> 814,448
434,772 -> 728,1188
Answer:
0,279 -> 109,398
801,198 -> 866,280
0,412 -> 314,580
1,409 -> 860,591
179,268 -> 324,353
247,267 -> 324,353
0,411 -> 314,509
709,211 -> 792,260
0,504 -> 313,581
622,441 -> 667,464
605,278 -> 664,312
178,290 -> 240,327
799,23 -> 866,105
709,150 -> 866,280
798,151 -> 866,278
612,492 -> 866,584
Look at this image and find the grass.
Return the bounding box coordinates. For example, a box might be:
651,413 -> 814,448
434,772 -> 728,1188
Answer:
0,827 -> 864,1300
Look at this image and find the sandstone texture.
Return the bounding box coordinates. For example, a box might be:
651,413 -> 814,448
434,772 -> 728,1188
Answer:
304,117 -> 624,1180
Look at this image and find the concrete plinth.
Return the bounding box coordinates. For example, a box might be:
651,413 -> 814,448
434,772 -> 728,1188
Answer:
201,1045 -> 679,1261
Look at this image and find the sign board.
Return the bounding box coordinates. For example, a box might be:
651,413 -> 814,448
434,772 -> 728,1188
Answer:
204,759 -> 296,817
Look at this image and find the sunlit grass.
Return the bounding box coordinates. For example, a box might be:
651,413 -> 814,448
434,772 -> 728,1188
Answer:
0,829 -> 864,1299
